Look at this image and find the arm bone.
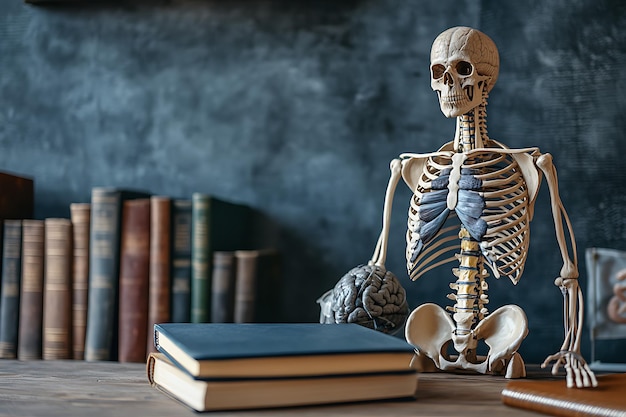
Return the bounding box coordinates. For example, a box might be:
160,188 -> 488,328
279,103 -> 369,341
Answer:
371,159 -> 402,267
536,153 -> 597,388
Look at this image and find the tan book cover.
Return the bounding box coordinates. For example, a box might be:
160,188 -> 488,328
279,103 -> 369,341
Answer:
70,203 -> 90,360
18,219 -> 45,360
42,218 -> 73,360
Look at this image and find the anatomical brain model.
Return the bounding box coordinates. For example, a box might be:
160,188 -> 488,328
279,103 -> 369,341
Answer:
321,26 -> 597,388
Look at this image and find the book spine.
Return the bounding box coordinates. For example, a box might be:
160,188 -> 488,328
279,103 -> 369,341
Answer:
211,251 -> 236,323
70,203 -> 90,360
118,199 -> 151,363
18,220 -> 44,360
191,193 -> 211,323
42,218 -> 73,360
233,250 -> 259,323
170,199 -> 192,323
85,188 -> 123,361
148,196 -> 171,354
0,220 -> 22,358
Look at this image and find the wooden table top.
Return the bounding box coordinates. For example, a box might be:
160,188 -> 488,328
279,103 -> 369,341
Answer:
0,360 -> 545,416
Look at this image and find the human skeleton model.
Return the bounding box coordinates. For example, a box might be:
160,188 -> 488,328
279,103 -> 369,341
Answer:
369,27 -> 597,388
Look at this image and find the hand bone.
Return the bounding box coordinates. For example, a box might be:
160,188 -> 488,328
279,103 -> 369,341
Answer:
541,350 -> 598,388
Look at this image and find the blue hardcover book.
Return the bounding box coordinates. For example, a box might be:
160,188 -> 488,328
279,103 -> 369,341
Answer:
0,220 -> 22,359
84,187 -> 151,361
153,323 -> 416,379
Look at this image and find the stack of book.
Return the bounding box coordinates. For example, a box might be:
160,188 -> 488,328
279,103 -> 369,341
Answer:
147,322 -> 419,411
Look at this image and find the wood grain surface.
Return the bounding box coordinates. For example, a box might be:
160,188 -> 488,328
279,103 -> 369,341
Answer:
0,360 -> 544,416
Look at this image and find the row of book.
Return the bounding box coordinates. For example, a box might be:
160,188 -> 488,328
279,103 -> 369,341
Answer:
0,172 -> 281,362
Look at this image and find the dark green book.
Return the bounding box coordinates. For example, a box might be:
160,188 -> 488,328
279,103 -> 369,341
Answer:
170,199 -> 192,323
153,323 -> 417,379
0,220 -> 22,358
190,194 -> 252,323
84,187 -> 150,361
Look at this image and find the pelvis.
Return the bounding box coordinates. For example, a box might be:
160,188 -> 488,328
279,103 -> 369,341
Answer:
405,303 -> 529,378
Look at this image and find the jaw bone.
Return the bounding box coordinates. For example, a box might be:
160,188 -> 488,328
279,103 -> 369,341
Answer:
405,303 -> 528,377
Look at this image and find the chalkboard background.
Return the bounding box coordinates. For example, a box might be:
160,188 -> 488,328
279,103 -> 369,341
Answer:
2,0 -> 625,364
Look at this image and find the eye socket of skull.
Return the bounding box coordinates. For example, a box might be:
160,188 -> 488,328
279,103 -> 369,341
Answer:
431,64 -> 445,80
456,61 -> 473,76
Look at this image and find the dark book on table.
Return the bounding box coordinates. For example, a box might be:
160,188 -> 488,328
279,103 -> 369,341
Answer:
147,352 -> 418,412
84,187 -> 151,361
153,322 -> 416,379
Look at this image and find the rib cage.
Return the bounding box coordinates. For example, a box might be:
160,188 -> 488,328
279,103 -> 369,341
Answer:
406,148 -> 535,284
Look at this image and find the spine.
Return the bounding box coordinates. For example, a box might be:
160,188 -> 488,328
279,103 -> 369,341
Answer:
70,203 -> 90,360
211,251 -> 236,323
170,199 -> 192,323
118,199 -> 151,363
42,218 -> 73,360
18,220 -> 45,360
450,227 -> 482,336
148,196 -> 171,353
191,193 -> 211,323
85,188 -> 123,361
0,220 -> 23,358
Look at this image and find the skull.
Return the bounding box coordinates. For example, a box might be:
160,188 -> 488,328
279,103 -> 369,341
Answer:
430,27 -> 499,118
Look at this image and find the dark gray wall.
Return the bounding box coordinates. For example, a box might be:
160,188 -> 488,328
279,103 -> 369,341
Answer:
2,0 -> 625,363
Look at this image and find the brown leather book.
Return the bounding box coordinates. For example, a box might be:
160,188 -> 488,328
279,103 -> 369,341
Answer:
233,249 -> 282,323
233,250 -> 258,323
18,219 -> 45,360
70,203 -> 90,360
211,251 -> 236,323
502,373 -> 626,416
42,218 -> 73,360
147,196 -> 171,354
117,199 -> 151,363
